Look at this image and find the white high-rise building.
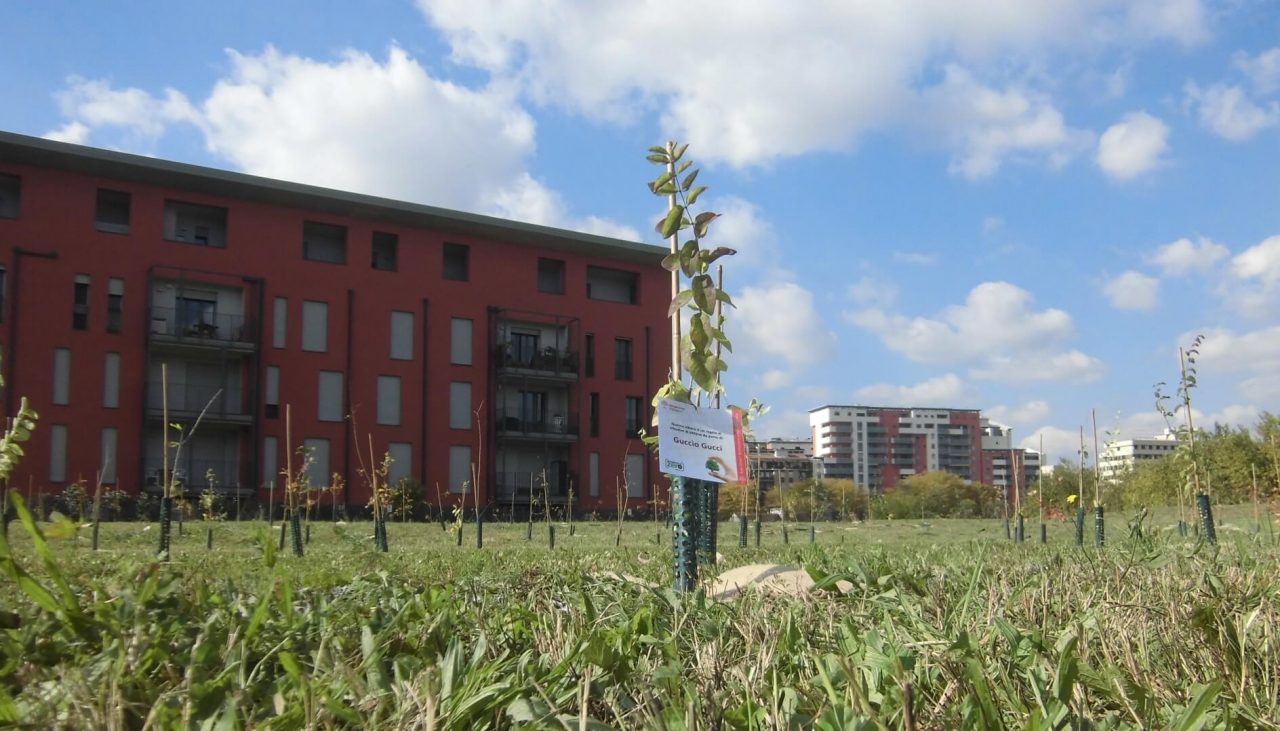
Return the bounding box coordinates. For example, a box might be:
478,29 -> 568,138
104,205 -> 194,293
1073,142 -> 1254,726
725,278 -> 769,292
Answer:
1099,433 -> 1179,481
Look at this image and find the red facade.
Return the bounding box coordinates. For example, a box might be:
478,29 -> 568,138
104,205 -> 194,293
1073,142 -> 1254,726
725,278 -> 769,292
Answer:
0,132 -> 669,515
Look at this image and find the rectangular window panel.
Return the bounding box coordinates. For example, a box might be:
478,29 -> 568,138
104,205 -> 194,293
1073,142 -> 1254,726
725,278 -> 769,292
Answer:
537,257 -> 565,294
53,348 -> 71,405
449,382 -> 471,429
443,243 -> 469,281
1,266 -> 6,322
73,274 -> 90,330
317,370 -> 344,422
614,338 -> 633,380
303,438 -> 330,489
390,311 -> 414,360
164,200 -> 227,247
625,453 -> 645,498
586,266 -> 638,304
372,231 -> 398,271
584,334 -> 594,377
301,301 -> 328,352
377,375 -> 401,426
448,445 -> 472,493
106,278 -> 124,334
624,396 -> 642,437
49,425 -> 68,483
95,189 -> 131,234
103,352 -> 120,408
100,428 -> 118,484
450,318 -> 472,365
263,436 -> 279,489
0,174 -> 19,218
589,452 -> 600,498
387,442 -> 412,485
265,366 -> 280,418
303,221 -> 347,263
272,297 -> 287,348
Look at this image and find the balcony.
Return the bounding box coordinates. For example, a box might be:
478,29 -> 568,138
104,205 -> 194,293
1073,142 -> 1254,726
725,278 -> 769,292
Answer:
143,459 -> 245,493
149,307 -> 256,353
496,410 -> 579,442
493,472 -> 574,502
146,381 -> 251,426
495,344 -> 579,381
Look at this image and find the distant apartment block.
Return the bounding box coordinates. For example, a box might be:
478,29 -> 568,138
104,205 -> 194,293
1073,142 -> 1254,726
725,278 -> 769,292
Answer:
978,419 -> 1042,500
1099,434 -> 1179,482
808,405 -> 982,492
746,438 -> 817,491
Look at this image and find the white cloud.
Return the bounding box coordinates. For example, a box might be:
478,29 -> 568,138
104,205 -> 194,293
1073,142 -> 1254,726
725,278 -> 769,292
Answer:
919,65 -> 1092,179
848,276 -> 898,306
892,251 -> 939,266
708,196 -> 779,271
1221,235 -> 1280,317
54,76 -> 198,142
1102,270 -> 1159,310
1184,82 -> 1279,141
971,350 -> 1105,383
1179,326 -> 1280,402
760,369 -> 793,390
418,0 -> 1198,171
490,173 -> 640,239
43,121 -> 90,145
1234,47 -> 1280,95
1096,111 -> 1169,180
982,216 -> 1005,234
854,373 -> 973,407
1229,235 -> 1280,287
752,408 -> 813,441
986,400 -> 1051,427
1020,426 -> 1085,464
734,281 -> 836,369
1148,236 -> 1228,276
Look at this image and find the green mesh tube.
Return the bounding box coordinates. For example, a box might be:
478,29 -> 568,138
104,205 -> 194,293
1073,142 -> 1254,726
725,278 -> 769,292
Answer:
1196,494 -> 1217,544
670,476 -> 698,592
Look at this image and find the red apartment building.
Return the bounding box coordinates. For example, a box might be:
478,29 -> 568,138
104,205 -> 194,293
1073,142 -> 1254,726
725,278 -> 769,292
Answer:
0,131 -> 668,516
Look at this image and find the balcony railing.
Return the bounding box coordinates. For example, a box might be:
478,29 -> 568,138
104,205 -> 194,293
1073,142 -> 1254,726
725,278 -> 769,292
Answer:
495,345 -> 579,378
144,459 -> 243,490
494,471 -> 574,499
147,381 -> 248,422
496,410 -> 580,439
150,307 -> 256,345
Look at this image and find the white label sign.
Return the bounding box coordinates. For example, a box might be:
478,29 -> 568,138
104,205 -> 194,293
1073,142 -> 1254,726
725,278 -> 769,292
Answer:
657,399 -> 747,484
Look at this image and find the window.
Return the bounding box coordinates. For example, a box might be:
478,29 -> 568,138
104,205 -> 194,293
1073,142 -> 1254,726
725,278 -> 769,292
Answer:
100,428 -> 118,484
107,278 -> 123,333
511,331 -> 538,367
450,318 -> 472,365
53,348 -> 71,405
49,425 -> 68,483
625,453 -> 645,498
443,243 -> 469,281
175,294 -> 216,337
537,258 -> 565,294
377,375 -> 401,426
448,445 -> 471,493
589,452 -> 600,497
0,174 -> 20,218
164,200 -> 227,247
584,334 -> 594,377
303,438 -> 330,489
520,390 -> 547,424
589,393 -> 599,437
95,189 -> 131,234
103,353 -> 120,408
387,442 -> 412,484
372,232 -> 398,271
0,266 -> 6,322
317,371 -> 344,422
614,338 -> 633,380
272,298 -> 287,349
303,221 -> 347,263
449,382 -> 471,429
390,311 -> 414,360
587,266 -> 638,304
265,366 -> 280,418
73,275 -> 90,330
301,301 -> 328,352
263,437 -> 279,488
624,396 -> 643,437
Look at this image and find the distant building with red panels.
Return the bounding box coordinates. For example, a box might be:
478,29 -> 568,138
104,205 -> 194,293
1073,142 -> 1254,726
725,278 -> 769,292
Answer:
0,131 -> 668,515
808,405 -> 983,492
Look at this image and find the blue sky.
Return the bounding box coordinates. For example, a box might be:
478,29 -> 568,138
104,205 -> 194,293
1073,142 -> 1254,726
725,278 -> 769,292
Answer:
3,1 -> 1278,461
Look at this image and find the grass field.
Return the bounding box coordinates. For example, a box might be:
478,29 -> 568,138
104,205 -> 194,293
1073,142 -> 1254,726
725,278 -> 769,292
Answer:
2,501 -> 1277,729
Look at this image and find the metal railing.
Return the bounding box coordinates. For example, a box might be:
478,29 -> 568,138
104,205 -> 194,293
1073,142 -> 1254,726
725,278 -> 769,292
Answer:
495,345 -> 579,377
494,471 -> 572,498
496,410 -> 580,437
146,381 -> 245,419
149,306 -> 255,344
144,460 -> 242,490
